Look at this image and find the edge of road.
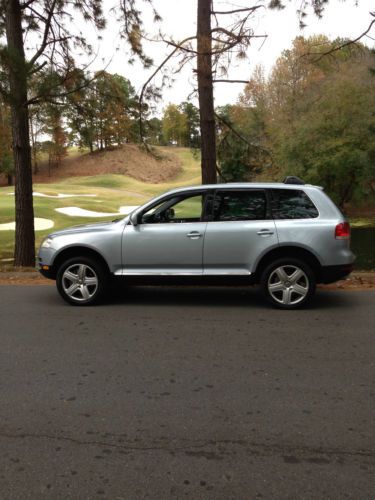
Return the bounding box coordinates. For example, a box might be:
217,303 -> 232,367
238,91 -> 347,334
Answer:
0,269 -> 374,289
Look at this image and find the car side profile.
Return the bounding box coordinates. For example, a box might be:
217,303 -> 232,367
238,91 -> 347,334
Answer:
38,178 -> 355,309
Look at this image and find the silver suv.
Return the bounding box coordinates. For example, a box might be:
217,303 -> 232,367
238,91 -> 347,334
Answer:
38,178 -> 355,309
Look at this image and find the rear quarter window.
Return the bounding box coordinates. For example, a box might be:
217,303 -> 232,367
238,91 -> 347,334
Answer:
271,189 -> 319,219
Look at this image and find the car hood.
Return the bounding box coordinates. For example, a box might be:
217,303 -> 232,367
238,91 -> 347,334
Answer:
48,217 -> 129,238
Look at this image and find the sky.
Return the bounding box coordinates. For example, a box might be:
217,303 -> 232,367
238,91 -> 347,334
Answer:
28,0 -> 375,112
89,0 -> 375,111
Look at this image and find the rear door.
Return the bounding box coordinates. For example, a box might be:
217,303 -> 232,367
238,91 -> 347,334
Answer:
203,189 -> 278,275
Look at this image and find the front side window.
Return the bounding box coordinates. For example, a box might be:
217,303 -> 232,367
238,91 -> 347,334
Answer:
271,189 -> 319,219
141,193 -> 206,224
213,190 -> 267,221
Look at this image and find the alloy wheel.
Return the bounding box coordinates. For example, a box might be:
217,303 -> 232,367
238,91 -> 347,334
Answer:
267,265 -> 309,306
62,263 -> 99,302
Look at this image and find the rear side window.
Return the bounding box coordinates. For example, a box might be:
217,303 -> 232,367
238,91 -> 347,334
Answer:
271,189 -> 319,219
213,190 -> 267,221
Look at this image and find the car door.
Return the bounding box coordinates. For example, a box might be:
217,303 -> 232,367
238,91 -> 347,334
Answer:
203,189 -> 278,275
121,191 -> 209,275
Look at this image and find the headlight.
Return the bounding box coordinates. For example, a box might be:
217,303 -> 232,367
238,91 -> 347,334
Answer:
41,237 -> 54,249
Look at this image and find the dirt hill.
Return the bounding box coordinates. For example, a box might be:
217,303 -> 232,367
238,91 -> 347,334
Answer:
31,144 -> 182,184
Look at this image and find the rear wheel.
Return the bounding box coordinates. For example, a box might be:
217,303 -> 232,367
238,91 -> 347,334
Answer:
56,256 -> 109,306
260,258 -> 316,309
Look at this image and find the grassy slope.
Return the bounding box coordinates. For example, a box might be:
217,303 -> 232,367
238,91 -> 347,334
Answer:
0,147 -> 201,260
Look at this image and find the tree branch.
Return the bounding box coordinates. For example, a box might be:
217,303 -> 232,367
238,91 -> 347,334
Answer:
215,111 -> 273,161
211,6 -> 263,15
28,0 -> 58,70
20,0 -> 37,9
310,12 -> 375,62
27,70 -> 103,106
213,79 -> 250,84
138,36 -> 197,149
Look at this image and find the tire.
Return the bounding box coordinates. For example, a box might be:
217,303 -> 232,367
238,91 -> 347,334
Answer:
56,256 -> 109,306
260,258 -> 316,309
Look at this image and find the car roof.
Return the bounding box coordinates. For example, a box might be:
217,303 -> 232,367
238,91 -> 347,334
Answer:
164,182 -> 322,196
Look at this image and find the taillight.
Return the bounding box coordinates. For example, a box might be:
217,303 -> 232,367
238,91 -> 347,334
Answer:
335,222 -> 350,239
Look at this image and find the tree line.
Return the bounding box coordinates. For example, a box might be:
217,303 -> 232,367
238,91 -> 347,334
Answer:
0,70 -> 202,185
216,36 -> 375,208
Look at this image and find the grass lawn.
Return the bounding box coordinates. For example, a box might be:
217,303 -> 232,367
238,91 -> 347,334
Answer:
350,217 -> 375,228
0,147 -> 201,262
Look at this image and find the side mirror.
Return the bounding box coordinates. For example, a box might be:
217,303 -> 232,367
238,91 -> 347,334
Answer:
130,212 -> 139,226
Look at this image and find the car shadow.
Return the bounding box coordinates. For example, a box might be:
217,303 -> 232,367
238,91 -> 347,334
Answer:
105,284 -> 354,310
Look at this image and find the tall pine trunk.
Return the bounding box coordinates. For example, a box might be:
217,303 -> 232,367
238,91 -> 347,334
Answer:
197,0 -> 217,184
6,0 -> 35,266
30,115 -> 39,175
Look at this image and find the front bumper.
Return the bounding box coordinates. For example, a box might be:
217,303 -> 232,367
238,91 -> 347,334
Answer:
37,247 -> 56,279
38,266 -> 55,279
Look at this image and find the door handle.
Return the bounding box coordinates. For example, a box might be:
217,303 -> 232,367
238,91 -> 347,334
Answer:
257,229 -> 274,236
186,231 -> 202,239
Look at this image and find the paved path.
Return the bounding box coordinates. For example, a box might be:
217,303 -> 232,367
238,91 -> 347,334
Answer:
0,286 -> 374,499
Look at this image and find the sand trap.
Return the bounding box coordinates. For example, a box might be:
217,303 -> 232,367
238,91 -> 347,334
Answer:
55,206 -> 139,217
119,206 -> 139,214
0,218 -> 54,231
56,207 -> 118,217
7,192 -> 97,198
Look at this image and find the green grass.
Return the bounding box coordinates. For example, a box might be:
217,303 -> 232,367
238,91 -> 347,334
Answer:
350,217 -> 375,228
0,147 -> 201,262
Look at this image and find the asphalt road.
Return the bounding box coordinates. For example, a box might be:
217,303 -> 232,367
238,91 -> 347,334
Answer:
0,285 -> 374,499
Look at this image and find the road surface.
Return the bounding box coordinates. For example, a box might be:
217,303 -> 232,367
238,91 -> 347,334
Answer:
0,285 -> 374,499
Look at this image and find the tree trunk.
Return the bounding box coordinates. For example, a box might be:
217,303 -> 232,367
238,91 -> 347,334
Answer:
5,0 -> 35,266
197,0 -> 217,184
30,115 -> 38,175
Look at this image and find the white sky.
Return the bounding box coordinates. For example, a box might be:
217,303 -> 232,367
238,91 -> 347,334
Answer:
26,0 -> 375,112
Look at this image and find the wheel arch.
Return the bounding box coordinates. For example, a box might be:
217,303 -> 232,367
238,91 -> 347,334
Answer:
254,246 -> 322,283
51,246 -> 111,279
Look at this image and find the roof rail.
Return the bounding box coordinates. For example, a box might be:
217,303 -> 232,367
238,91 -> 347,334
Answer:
283,176 -> 305,185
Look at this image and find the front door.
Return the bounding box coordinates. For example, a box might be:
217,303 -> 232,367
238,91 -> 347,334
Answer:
122,192 -> 208,275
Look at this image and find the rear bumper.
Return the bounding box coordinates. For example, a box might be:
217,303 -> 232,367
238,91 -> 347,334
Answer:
318,263 -> 354,284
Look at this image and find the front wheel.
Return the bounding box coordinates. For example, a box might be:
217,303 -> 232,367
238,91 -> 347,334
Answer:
56,256 -> 108,306
260,258 -> 316,309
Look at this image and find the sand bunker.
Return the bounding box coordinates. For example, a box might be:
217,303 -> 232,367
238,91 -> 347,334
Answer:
119,206 -> 139,214
35,192 -> 97,198
0,218 -> 54,231
55,206 -> 139,217
7,192 -> 97,199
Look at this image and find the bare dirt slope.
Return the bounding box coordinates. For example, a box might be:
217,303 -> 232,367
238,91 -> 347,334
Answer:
32,145 -> 182,184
